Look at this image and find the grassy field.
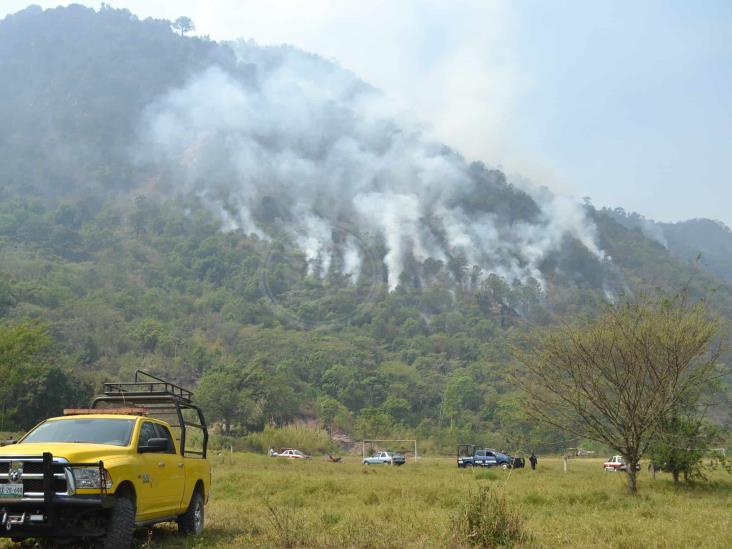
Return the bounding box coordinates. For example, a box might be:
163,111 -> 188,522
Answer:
129,453 -> 731,548
4,453 -> 732,548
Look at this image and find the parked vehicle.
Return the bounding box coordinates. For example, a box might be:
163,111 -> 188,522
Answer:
362,451 -> 406,466
648,461 -> 676,473
603,455 -> 640,472
457,445 -> 524,469
275,448 -> 310,459
457,444 -> 476,468
511,455 -> 526,468
0,370 -> 210,548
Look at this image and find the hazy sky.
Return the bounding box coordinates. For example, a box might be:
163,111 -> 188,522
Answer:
3,1 -> 731,225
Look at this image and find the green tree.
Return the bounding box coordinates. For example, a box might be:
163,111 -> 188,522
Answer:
649,413 -> 724,482
441,371 -> 480,430
10,365 -> 92,430
196,370 -> 242,434
259,375 -> 300,427
316,395 -> 351,434
0,321 -> 51,372
0,322 -> 90,430
515,296 -> 726,493
381,395 -> 410,422
354,407 -> 394,439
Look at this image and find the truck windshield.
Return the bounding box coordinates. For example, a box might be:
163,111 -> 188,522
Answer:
22,418 -> 135,446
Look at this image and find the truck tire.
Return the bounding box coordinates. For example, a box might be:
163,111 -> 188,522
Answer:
178,490 -> 205,536
102,497 -> 135,549
501,462 -> 510,470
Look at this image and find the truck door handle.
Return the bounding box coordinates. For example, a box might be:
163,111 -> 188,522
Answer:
157,462 -> 166,468
177,463 -> 184,468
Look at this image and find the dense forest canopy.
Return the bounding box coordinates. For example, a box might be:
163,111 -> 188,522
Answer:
0,5 -> 729,451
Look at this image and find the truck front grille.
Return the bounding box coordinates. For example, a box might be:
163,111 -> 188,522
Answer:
0,461 -> 44,475
0,458 -> 69,499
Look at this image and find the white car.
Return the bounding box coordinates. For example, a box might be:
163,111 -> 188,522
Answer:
275,448 -> 310,459
603,455 -> 640,472
362,451 -> 406,465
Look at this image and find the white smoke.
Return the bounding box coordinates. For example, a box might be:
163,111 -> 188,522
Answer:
342,236 -> 362,279
638,219 -> 668,248
136,41 -> 605,290
296,209 -> 333,277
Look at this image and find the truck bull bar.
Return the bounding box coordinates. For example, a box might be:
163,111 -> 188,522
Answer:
0,452 -> 111,538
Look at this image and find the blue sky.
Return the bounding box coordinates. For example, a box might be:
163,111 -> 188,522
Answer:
511,1 -> 731,223
3,0 -> 730,225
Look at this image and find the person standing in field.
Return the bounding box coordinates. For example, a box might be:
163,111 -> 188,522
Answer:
529,452 -> 538,470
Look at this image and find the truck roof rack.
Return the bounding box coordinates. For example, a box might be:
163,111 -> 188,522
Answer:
103,370 -> 193,402
91,370 -> 207,458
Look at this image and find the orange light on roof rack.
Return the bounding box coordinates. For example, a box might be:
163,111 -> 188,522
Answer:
63,408 -> 149,416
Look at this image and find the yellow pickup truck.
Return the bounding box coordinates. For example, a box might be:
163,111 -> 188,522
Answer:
0,371 -> 210,548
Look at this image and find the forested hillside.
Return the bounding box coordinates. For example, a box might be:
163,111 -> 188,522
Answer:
659,219 -> 732,283
0,196 -> 578,448
606,208 -> 732,285
0,5 -> 729,451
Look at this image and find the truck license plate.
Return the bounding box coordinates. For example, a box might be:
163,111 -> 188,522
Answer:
0,484 -> 23,499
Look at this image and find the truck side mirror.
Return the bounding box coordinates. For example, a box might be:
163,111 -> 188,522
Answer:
139,438 -> 169,453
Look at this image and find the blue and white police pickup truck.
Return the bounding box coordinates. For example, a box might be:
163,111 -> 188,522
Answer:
457,445 -> 524,469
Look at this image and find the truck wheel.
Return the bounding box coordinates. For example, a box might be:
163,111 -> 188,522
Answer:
178,490 -> 205,536
501,463 -> 510,470
102,497 -> 135,549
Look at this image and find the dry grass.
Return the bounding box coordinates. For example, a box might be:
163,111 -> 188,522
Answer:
4,454 -> 732,547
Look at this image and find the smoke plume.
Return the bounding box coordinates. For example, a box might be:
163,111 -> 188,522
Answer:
136,40 -> 604,289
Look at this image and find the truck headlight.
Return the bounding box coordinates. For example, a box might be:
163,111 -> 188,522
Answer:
71,467 -> 113,490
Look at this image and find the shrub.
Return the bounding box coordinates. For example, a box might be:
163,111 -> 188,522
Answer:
240,424 -> 337,455
454,486 -> 529,547
264,500 -> 308,548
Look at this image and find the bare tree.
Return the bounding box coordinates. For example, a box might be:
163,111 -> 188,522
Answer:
172,16 -> 195,36
514,296 -> 725,493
